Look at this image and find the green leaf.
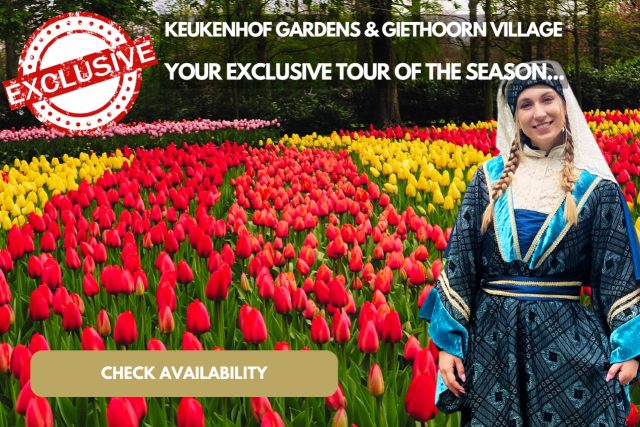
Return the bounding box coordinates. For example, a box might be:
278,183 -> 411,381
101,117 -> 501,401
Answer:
77,398 -> 88,427
148,398 -> 168,427
55,397 -> 76,426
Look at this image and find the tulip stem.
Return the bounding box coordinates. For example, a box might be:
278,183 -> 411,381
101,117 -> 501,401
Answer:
93,397 -> 99,427
216,300 -> 225,348
376,395 -> 384,427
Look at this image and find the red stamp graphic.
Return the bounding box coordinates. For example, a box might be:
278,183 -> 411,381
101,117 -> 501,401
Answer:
3,12 -> 158,135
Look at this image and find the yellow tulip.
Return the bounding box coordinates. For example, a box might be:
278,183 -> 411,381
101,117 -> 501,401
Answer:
389,173 -> 397,185
406,183 -> 417,198
439,170 -> 451,187
416,176 -> 429,191
433,189 -> 445,205
2,216 -> 11,230
370,167 -> 380,177
383,183 -> 398,194
448,184 -> 462,201
443,195 -> 455,210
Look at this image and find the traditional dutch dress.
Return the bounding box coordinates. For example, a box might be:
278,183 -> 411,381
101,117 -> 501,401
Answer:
419,141 -> 640,426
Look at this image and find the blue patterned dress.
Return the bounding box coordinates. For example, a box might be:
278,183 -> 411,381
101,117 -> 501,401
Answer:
419,155 -> 640,426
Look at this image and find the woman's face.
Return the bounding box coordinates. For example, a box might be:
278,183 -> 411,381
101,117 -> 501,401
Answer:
516,85 -> 565,152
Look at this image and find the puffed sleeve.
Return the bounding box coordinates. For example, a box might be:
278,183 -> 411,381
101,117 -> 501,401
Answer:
589,179 -> 640,373
418,167 -> 485,360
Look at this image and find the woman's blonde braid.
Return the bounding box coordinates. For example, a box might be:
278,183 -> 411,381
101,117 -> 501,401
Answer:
560,119 -> 579,224
480,127 -> 522,234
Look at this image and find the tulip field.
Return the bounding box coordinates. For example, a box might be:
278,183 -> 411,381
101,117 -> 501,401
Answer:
0,112 -> 639,426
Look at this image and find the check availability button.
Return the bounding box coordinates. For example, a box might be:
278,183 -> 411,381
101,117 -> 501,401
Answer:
30,351 -> 337,397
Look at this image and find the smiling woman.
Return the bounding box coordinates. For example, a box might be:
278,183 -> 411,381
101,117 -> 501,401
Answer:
420,61 -> 640,426
515,85 -> 565,152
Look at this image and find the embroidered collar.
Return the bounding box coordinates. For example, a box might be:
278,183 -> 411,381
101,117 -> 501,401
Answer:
522,143 -> 566,159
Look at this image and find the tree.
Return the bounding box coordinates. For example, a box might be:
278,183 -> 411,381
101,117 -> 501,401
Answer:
370,0 -> 401,126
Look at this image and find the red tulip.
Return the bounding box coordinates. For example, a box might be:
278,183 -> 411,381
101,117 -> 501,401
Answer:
101,265 -> 124,294
418,285 -> 433,309
405,374 -> 438,422
186,299 -> 211,334
158,305 -> 175,333
0,249 -> 13,272
413,348 -> 437,379
332,311 -> 351,344
274,341 -> 290,351
408,261 -> 427,286
0,272 -> 10,305
93,243 -> 107,263
275,220 -> 289,238
358,320 -> 379,353
10,344 -> 31,381
326,236 -> 347,259
156,285 -> 176,312
386,251 -> 404,270
310,315 -> 331,344
331,407 -> 348,427
62,302 -> 83,331
428,339 -> 440,364
147,338 -> 167,351
618,169 -> 631,185
303,300 -> 318,319
298,245 -> 315,266
164,231 -> 180,253
154,251 -> 176,273
16,381 -> 37,418
107,397 -> 138,427
325,383 -> 346,410
28,213 -> 46,232
382,310 -> 403,343
97,309 -> 111,336
273,286 -> 292,314
177,260 -> 194,284
213,219 -> 227,237
250,396 -> 273,421
126,397 -> 147,420
236,232 -> 253,258
291,288 -> 307,311
16,380 -> 36,415
65,247 -> 81,269
260,410 -> 285,427
182,331 -> 204,351
206,263 -> 232,300
314,278 -> 330,305
0,342 -> 12,373
257,269 -> 275,300
240,305 -> 268,344
404,335 -> 421,361
177,397 -> 204,427
81,327 -> 105,350
28,291 -> 50,321
374,267 -> 393,294
114,311 -> 138,346
431,259 -> 443,281
41,258 -> 62,288
367,363 -> 384,396
628,404 -> 639,427
40,231 -> 56,252
348,245 -> 363,272
329,276 -> 348,308
82,255 -> 96,274
296,258 -> 310,276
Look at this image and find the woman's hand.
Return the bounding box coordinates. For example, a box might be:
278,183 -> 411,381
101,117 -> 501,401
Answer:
439,350 -> 466,397
606,359 -> 639,385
